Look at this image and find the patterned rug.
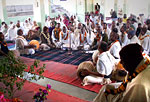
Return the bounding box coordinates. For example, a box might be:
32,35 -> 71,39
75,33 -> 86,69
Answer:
22,49 -> 92,65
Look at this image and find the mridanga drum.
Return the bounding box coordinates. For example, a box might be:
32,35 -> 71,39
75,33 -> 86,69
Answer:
111,62 -> 127,81
77,61 -> 96,79
29,40 -> 40,50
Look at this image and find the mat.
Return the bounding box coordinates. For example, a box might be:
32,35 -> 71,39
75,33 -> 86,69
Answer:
22,57 -> 103,93
22,49 -> 92,65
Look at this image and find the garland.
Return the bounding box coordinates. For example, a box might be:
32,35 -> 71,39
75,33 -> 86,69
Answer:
139,34 -> 150,40
54,28 -> 61,40
105,58 -> 150,95
0,41 -> 7,47
96,33 -> 101,42
109,40 -> 119,50
61,31 -> 69,40
41,32 -> 51,45
80,32 -> 87,43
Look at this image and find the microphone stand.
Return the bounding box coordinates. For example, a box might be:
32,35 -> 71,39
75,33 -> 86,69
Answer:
68,30 -> 72,55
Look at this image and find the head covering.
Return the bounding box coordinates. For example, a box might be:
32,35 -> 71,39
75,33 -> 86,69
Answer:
127,29 -> 135,36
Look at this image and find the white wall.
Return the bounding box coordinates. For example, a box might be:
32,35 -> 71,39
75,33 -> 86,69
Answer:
6,0 -> 34,5
104,0 -> 114,17
126,0 -> 149,17
0,0 -> 4,21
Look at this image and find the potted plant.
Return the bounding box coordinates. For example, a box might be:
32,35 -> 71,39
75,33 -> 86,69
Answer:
0,51 -> 46,101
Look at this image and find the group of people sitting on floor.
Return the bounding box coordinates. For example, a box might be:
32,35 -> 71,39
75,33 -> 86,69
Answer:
0,11 -> 150,102
0,12 -> 150,56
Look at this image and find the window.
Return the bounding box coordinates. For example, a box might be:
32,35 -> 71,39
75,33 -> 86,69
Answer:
6,5 -> 33,17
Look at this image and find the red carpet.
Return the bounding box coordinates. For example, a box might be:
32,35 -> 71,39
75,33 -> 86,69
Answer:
22,57 -> 103,93
0,81 -> 89,102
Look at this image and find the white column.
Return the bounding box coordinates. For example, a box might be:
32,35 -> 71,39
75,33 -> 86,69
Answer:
76,0 -> 85,23
0,0 -> 7,22
33,0 -> 45,28
148,1 -> 150,17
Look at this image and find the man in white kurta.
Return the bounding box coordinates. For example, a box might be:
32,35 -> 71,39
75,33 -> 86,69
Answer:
109,28 -> 122,59
120,26 -> 128,47
52,23 -> 62,48
96,51 -> 116,76
102,23 -> 111,40
81,41 -> 117,85
59,26 -> 70,48
16,29 -> 35,55
7,24 -> 17,41
127,29 -> 141,45
71,23 -> 82,50
138,27 -> 150,55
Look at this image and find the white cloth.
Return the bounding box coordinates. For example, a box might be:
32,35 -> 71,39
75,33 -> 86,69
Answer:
88,31 -> 96,45
23,22 -> 31,35
40,43 -> 50,51
96,51 -> 117,76
121,33 -> 128,47
16,36 -> 35,55
60,30 -> 71,49
139,34 -> 150,55
7,28 -> 17,40
71,29 -> 80,50
109,41 -> 122,59
82,75 -> 104,86
45,20 -> 51,27
127,35 -> 141,45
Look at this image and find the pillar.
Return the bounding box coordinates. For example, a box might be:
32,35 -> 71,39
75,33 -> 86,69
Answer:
0,0 -> 7,22
148,1 -> 150,17
76,0 -> 85,23
48,0 -> 52,17
33,0 -> 45,28
40,0 -> 45,28
92,0 -> 94,12
86,0 -> 92,13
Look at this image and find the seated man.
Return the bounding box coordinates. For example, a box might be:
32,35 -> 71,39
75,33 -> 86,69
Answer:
0,32 -> 9,56
127,28 -> 141,45
138,26 -> 150,55
16,29 -> 35,55
94,43 -> 150,102
90,25 -> 102,50
40,26 -> 55,50
109,28 -> 122,59
81,41 -> 117,85
52,23 -> 62,48
59,26 -> 70,49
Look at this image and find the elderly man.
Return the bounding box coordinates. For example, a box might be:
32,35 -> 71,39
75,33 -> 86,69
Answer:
127,28 -> 141,45
94,43 -> 150,102
16,29 -> 35,55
